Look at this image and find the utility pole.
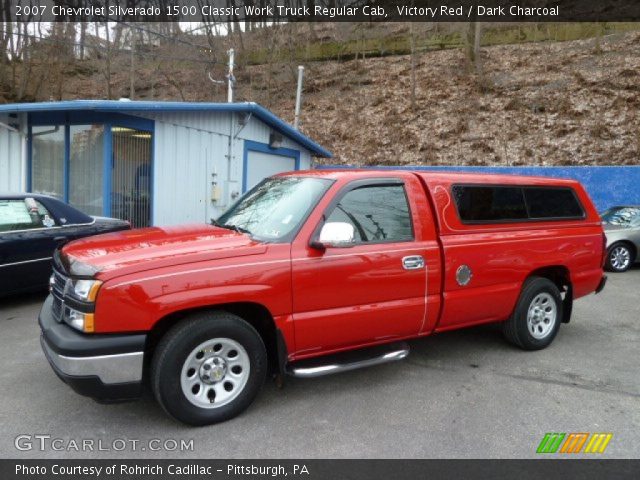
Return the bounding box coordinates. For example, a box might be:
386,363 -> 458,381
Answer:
227,48 -> 235,103
294,66 -> 305,130
129,30 -> 135,100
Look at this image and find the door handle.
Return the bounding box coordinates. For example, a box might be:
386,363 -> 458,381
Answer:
402,255 -> 425,270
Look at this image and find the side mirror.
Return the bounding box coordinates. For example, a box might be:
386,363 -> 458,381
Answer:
312,222 -> 356,249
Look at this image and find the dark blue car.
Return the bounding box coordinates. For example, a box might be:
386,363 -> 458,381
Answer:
0,193 -> 130,297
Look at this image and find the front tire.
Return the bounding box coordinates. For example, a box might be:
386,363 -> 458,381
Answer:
151,311 -> 267,426
502,277 -> 563,351
605,242 -> 634,272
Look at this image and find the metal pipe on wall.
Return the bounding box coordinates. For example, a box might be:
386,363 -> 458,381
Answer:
294,66 -> 305,130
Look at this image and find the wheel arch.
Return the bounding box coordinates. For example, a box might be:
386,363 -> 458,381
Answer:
145,302 -> 283,376
525,265 -> 572,323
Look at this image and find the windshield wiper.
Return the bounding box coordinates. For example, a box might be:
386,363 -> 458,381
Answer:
211,219 -> 252,235
224,223 -> 252,235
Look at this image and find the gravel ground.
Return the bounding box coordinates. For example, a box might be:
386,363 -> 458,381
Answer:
0,267 -> 638,459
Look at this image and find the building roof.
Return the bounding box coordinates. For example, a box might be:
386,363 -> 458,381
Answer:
0,100 -> 332,157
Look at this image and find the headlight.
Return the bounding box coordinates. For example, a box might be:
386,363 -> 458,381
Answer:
70,279 -> 102,302
65,309 -> 95,333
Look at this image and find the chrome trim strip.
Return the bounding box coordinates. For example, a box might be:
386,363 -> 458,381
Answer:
109,247 -> 427,288
40,336 -> 143,384
0,219 -> 96,236
0,257 -> 52,268
287,343 -> 409,378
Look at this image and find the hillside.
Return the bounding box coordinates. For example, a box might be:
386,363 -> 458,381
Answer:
286,31 -> 640,166
3,25 -> 639,166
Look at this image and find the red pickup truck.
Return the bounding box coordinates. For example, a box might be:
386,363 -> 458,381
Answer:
39,170 -> 607,425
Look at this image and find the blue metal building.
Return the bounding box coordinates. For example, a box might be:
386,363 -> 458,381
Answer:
0,100 -> 331,227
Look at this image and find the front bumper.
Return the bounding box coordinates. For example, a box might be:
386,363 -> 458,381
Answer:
39,295 -> 147,402
595,275 -> 608,294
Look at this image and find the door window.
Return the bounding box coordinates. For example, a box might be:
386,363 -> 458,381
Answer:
0,199 -> 56,232
326,184 -> 413,243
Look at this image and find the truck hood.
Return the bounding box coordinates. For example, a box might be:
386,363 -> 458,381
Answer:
60,224 -> 267,280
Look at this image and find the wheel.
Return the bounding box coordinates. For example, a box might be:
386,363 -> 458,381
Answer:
502,277 -> 563,351
151,311 -> 267,426
605,242 -> 634,273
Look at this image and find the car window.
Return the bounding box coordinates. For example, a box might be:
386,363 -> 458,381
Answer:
326,184 -> 413,243
217,176 -> 332,242
453,186 -> 528,222
0,198 -> 56,232
453,185 -> 584,223
602,207 -> 640,227
523,187 -> 584,219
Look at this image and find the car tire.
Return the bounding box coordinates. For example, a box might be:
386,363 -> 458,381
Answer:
502,276 -> 563,351
151,311 -> 267,426
605,242 -> 634,273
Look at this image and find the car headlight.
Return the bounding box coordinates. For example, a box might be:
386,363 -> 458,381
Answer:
65,309 -> 95,333
69,279 -> 102,302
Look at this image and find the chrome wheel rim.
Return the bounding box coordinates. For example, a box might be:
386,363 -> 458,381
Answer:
180,338 -> 250,409
527,292 -> 557,339
610,246 -> 631,271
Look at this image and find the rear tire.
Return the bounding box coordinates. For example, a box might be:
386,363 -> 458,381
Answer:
605,242 -> 634,272
502,277 -> 563,351
151,311 -> 267,426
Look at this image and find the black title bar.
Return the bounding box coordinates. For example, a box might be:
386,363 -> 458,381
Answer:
5,0 -> 640,22
3,459 -> 640,480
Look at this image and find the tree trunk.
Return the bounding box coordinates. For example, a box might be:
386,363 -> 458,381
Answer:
410,22 -> 417,111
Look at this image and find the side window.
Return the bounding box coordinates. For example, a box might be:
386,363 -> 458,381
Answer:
453,186 -> 527,222
326,184 -> 413,243
524,188 -> 584,219
453,185 -> 585,223
0,199 -> 56,232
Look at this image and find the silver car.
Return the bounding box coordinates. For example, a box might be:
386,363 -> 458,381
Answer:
602,206 -> 640,272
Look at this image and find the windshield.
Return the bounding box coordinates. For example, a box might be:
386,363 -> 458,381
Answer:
601,207 -> 640,227
217,176 -> 333,242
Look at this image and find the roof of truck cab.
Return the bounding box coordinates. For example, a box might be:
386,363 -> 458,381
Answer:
282,169 -> 581,186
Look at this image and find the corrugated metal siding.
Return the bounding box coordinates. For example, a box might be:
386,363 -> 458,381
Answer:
147,112 -> 236,225
0,115 -> 24,192
142,111 -> 313,225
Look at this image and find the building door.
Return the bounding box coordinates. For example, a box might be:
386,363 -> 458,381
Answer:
243,141 -> 300,193
111,127 -> 152,228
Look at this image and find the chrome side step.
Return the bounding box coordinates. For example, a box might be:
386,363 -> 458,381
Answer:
286,342 -> 410,378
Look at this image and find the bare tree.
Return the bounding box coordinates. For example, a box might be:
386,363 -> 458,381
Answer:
465,21 -> 482,73
409,21 -> 417,111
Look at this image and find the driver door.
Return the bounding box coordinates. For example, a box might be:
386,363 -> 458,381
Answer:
290,179 -> 428,356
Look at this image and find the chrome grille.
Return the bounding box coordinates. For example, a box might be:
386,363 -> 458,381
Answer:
51,295 -> 63,322
51,268 -> 69,323
52,270 -> 67,297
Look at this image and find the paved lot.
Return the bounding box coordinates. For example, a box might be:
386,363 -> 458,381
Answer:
1,268 -> 638,459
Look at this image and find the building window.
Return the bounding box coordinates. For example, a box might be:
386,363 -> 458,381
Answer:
69,125 -> 104,217
29,122 -> 153,227
31,126 -> 64,199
